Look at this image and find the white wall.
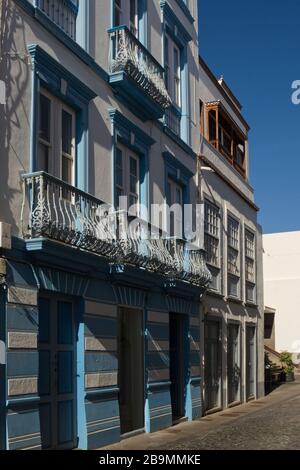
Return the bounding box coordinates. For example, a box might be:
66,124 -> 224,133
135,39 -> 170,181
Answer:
264,231 -> 300,360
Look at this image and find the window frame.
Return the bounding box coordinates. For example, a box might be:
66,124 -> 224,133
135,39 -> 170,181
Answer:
204,199 -> 221,269
227,214 -> 241,299
164,33 -> 182,108
38,88 -> 76,187
244,228 -> 256,303
167,177 -> 184,238
129,0 -> 139,36
113,0 -> 123,27
115,143 -> 140,215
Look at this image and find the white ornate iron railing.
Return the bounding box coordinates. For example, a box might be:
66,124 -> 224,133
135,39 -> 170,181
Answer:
21,172 -> 211,288
36,0 -> 78,40
108,26 -> 171,110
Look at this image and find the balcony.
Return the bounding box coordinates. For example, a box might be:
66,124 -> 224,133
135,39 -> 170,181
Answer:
206,102 -> 247,178
108,26 -> 171,121
36,0 -> 79,39
21,172 -> 211,288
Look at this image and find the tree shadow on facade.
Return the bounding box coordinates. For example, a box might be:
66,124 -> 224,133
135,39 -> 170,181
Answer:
0,0 -> 30,234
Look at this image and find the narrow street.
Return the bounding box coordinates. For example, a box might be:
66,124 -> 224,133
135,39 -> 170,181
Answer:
104,375 -> 300,451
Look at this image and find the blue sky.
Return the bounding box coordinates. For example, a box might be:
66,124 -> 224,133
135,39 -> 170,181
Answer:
199,0 -> 300,234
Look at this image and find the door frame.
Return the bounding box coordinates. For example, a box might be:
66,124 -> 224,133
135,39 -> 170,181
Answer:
204,316 -> 223,413
227,320 -> 242,406
169,312 -> 189,423
245,323 -> 257,401
117,305 -> 145,437
38,292 -> 78,449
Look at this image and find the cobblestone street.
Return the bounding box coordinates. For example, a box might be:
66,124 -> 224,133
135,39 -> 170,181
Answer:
105,376 -> 300,451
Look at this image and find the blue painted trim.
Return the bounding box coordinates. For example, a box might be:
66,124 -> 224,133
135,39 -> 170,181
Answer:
76,298 -> 87,449
163,151 -> 193,185
147,381 -> 171,390
180,46 -> 190,145
0,285 -> 7,449
145,310 -> 150,433
174,0 -> 195,24
7,397 -> 41,407
28,45 -> 96,192
160,1 -> 191,144
138,0 -> 148,47
142,307 -> 147,433
110,0 -> 114,27
76,0 -> 90,52
15,0 -> 108,83
28,45 -> 96,103
163,150 -> 192,216
85,387 -> 119,398
108,71 -> 166,121
160,0 -> 192,47
109,109 -> 154,212
30,64 -> 38,173
157,120 -> 196,158
109,109 -> 155,148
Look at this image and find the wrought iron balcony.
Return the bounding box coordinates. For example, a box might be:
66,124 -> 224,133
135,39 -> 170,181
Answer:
36,0 -> 79,40
21,172 -> 211,288
108,26 -> 171,121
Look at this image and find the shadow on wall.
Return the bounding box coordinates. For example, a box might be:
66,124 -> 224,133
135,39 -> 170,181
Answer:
0,0 -> 30,234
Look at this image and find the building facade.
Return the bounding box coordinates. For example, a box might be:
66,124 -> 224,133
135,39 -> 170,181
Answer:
0,0 -> 214,450
264,231 -> 300,363
198,58 -> 264,412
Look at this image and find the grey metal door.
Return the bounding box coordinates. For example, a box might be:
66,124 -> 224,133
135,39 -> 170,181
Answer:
205,320 -> 222,411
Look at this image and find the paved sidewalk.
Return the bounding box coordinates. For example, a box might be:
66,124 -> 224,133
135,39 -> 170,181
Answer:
103,375 -> 300,450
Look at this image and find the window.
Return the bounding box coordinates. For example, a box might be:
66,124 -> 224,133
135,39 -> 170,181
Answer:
204,201 -> 220,267
164,34 -> 181,107
204,200 -> 221,291
114,0 -> 123,26
115,144 -> 140,215
245,229 -> 256,302
206,103 -> 247,178
167,178 -> 183,237
164,36 -> 169,90
199,100 -> 204,135
38,89 -> 76,186
173,46 -> 181,106
227,216 -> 240,298
38,93 -> 51,172
130,0 -> 138,36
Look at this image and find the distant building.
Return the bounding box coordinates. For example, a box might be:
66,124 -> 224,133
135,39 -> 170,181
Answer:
264,306 -> 276,351
263,231 -> 300,363
198,57 -> 265,411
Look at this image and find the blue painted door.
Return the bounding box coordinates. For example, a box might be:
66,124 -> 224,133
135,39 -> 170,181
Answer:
39,297 -> 77,449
